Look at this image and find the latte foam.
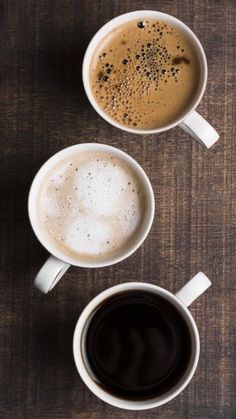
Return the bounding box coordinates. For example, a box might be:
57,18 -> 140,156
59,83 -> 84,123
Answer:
38,151 -> 147,262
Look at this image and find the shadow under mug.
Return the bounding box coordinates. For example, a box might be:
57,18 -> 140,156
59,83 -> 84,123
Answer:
83,10 -> 219,149
28,143 -> 155,293
73,272 -> 211,410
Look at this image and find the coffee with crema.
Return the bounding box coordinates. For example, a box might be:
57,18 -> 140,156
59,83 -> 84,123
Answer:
38,151 -> 147,262
90,19 -> 200,129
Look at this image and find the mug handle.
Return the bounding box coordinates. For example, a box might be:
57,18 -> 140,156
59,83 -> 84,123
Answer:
175,272 -> 211,307
34,255 -> 70,294
179,111 -> 219,149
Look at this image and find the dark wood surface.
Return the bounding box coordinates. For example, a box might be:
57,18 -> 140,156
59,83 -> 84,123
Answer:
0,0 -> 235,418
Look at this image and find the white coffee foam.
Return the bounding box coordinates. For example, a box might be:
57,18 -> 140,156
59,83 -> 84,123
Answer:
39,152 -> 145,260
50,165 -> 68,186
40,194 -> 60,217
65,215 -> 112,255
74,160 -> 129,216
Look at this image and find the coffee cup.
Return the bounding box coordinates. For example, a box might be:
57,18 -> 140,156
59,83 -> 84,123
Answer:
83,10 -> 219,148
73,272 -> 211,410
28,143 -> 155,293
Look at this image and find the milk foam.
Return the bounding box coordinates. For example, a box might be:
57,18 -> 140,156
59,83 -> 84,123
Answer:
38,151 -> 146,261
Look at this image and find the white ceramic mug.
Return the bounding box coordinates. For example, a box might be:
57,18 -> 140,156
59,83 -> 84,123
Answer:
28,143 -> 155,293
83,10 -> 219,148
73,272 -> 211,410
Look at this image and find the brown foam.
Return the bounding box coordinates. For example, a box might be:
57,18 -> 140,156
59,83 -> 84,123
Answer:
90,19 -> 201,129
38,151 -> 148,263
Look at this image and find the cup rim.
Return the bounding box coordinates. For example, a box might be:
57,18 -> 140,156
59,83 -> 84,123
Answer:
73,282 -> 200,410
82,10 -> 208,135
28,143 -> 155,268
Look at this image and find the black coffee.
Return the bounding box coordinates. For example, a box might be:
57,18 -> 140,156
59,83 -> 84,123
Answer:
85,291 -> 192,400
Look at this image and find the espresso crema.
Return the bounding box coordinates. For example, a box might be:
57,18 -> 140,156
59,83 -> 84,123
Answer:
90,19 -> 200,129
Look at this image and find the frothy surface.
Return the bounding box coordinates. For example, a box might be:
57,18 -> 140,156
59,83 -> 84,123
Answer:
90,19 -> 200,129
38,151 -> 147,262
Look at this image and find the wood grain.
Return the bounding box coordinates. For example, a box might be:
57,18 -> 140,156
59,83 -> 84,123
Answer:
0,0 -> 236,418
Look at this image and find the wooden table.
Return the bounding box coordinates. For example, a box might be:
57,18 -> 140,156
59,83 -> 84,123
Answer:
0,0 -> 235,418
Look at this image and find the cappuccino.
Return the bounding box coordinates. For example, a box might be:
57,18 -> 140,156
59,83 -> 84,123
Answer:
90,19 -> 200,129
38,151 -> 147,262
